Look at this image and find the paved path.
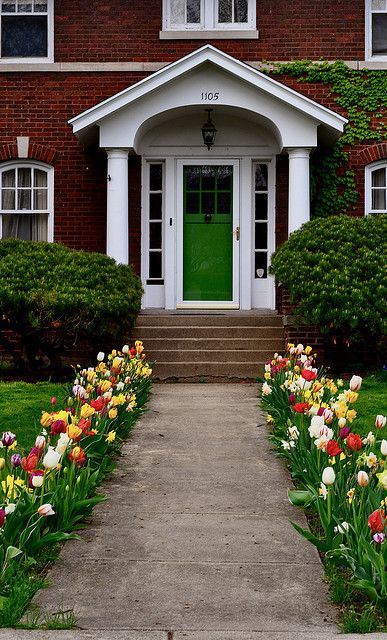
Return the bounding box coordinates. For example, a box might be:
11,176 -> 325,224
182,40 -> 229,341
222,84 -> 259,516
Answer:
5,385 -> 385,639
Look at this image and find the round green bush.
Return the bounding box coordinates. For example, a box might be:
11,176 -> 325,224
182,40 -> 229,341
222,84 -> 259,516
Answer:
270,215 -> 387,346
0,239 -> 143,372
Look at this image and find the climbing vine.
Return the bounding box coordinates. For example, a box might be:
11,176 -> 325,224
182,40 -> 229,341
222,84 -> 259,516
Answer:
266,60 -> 387,217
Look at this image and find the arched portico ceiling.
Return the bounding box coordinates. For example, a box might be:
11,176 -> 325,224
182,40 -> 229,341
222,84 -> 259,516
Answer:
69,45 -> 347,151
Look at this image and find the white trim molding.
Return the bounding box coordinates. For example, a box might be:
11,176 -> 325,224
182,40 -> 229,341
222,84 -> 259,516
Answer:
365,0 -> 387,61
69,45 -> 347,146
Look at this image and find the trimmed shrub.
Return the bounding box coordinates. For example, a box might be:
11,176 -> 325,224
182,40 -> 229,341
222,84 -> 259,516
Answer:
0,239 -> 143,373
270,215 -> 387,356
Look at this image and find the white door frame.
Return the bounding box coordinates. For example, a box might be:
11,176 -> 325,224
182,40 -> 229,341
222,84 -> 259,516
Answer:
175,158 -> 240,309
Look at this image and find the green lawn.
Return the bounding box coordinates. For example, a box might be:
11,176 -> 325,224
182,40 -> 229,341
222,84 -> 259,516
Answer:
0,381 -> 69,451
354,371 -> 387,438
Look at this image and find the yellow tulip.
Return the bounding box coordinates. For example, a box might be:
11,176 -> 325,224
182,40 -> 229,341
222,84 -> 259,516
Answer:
81,404 -> 95,419
108,408 -> 118,420
100,380 -> 112,393
67,424 -> 83,440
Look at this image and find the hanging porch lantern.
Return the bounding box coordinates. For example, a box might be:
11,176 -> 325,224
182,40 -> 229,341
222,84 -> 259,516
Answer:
201,108 -> 217,150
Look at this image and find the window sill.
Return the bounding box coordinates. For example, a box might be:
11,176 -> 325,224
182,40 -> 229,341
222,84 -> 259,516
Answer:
159,29 -> 259,40
0,57 -> 53,64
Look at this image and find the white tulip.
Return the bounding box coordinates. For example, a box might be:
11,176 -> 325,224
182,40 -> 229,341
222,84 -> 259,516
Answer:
322,467 -> 335,486
376,415 -> 387,430
5,503 -> 16,515
381,440 -> 387,456
97,351 -> 105,362
122,344 -> 129,354
308,415 -> 325,438
43,447 -> 61,470
357,470 -> 369,487
32,474 -> 44,488
262,382 -> 272,396
349,375 -> 362,392
338,417 -> 347,428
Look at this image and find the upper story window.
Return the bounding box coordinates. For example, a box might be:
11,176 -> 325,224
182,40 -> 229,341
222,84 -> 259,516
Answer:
0,0 -> 53,62
366,0 -> 387,59
161,0 -> 257,37
0,162 -> 53,241
365,161 -> 387,214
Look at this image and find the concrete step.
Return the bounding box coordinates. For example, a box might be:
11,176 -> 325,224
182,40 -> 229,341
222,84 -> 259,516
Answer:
136,313 -> 283,327
135,326 -> 283,339
146,349 -> 276,363
151,362 -> 264,379
138,337 -> 283,351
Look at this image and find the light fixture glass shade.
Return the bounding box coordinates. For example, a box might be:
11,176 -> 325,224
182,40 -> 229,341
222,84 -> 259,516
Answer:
201,109 -> 217,150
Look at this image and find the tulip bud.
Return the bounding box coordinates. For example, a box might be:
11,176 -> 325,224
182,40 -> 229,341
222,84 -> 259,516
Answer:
375,415 -> 387,430
10,453 -> 21,468
322,467 -> 335,486
38,503 -> 55,517
349,375 -> 362,392
338,417 -> 347,428
357,470 -> 369,487
51,396 -> 57,406
381,440 -> 387,456
97,351 -> 105,362
0,459 -> 5,471
35,435 -> 46,450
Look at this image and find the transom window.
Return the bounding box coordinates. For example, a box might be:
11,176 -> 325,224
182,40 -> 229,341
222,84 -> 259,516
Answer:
367,0 -> 387,58
0,163 -> 53,241
0,0 -> 53,61
163,0 -> 255,30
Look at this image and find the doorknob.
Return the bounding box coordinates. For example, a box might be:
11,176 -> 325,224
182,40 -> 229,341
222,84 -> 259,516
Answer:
235,226 -> 240,241
204,213 -> 212,223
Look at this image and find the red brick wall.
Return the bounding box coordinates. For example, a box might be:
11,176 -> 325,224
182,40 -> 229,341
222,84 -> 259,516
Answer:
53,1 -> 365,62
0,72 -> 147,256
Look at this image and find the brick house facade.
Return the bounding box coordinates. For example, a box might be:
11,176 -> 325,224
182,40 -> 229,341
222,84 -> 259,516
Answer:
0,1 -> 386,313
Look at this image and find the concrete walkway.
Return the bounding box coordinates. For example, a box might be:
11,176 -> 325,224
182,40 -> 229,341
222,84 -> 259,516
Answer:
4,385 -> 386,639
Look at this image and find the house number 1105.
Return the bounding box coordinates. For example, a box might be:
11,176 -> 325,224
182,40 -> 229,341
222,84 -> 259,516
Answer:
201,92 -> 219,101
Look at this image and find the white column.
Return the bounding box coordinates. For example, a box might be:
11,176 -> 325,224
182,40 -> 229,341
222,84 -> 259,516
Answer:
106,148 -> 129,264
287,147 -> 311,236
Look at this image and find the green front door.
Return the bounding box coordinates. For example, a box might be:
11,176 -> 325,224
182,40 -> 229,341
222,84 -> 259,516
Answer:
183,165 -> 233,301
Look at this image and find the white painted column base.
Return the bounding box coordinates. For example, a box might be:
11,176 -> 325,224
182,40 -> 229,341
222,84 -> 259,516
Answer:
287,147 -> 312,236
105,148 -> 129,264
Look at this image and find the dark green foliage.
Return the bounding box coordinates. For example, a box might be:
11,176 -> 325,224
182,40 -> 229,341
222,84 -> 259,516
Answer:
0,240 -> 143,373
267,61 -> 387,217
270,215 -> 387,348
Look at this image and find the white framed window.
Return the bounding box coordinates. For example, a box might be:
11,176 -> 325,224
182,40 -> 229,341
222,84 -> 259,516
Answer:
0,161 -> 54,240
0,0 -> 54,62
366,0 -> 387,59
365,161 -> 387,214
161,0 -> 257,37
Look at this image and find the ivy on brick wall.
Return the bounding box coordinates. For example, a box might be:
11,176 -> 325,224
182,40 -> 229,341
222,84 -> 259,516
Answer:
267,61 -> 387,217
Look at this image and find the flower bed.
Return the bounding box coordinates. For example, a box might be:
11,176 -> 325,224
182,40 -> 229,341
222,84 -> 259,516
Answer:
0,342 -> 151,619
260,345 -> 387,608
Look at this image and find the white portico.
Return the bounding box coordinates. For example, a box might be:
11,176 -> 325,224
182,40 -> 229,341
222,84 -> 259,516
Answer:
69,45 -> 346,310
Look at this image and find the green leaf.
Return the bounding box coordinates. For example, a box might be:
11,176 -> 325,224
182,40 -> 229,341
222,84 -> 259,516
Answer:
287,489 -> 314,507
291,521 -> 329,552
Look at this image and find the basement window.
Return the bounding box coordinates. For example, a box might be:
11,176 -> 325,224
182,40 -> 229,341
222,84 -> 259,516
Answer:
0,0 -> 53,62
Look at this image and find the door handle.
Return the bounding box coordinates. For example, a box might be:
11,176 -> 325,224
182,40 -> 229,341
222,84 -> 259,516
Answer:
235,226 -> 240,241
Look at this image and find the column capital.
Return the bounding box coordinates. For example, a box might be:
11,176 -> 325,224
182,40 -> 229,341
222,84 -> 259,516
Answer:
104,148 -> 130,160
287,147 -> 313,159
286,147 -> 312,159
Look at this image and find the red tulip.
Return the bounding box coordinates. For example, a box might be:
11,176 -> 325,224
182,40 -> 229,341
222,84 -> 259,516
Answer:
326,440 -> 343,457
347,433 -> 362,451
301,369 -> 317,382
21,453 -> 38,473
368,509 -> 386,534
90,397 -> 105,412
292,403 -> 311,413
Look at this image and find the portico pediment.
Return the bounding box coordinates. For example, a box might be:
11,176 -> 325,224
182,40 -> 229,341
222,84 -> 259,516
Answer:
69,45 -> 347,152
